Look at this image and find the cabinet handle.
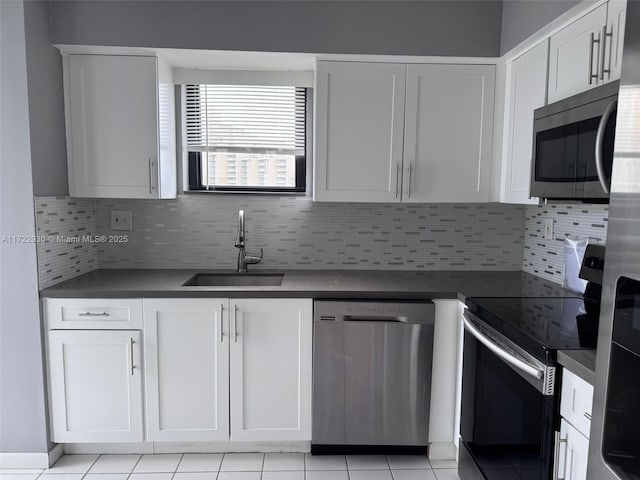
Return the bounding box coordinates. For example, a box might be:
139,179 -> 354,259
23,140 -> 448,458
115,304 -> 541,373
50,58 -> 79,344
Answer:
394,164 -> 400,198
148,158 -> 155,195
553,432 -> 568,480
220,304 -> 225,343
584,411 -> 592,420
129,338 -> 135,376
589,32 -> 601,85
407,164 -> 413,199
234,304 -> 239,343
600,25 -> 613,80
79,312 -> 109,317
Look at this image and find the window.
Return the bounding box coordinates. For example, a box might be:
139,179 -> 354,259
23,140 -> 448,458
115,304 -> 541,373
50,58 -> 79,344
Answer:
185,84 -> 307,193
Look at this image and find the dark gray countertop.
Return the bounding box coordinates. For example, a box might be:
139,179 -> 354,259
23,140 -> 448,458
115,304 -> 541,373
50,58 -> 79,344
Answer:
40,268 -> 571,301
558,349 -> 597,385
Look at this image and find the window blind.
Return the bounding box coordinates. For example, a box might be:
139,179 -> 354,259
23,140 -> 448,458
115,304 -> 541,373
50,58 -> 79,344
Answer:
185,84 -> 306,155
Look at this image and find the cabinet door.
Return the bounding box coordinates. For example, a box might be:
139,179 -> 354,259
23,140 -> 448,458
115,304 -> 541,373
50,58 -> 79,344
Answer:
501,41 -> 548,204
48,330 -> 143,442
314,61 -> 406,202
557,419 -> 590,480
548,4 -> 608,103
230,298 -> 312,441
65,55 -> 159,198
403,64 -> 495,203
144,299 -> 229,441
606,0 -> 627,82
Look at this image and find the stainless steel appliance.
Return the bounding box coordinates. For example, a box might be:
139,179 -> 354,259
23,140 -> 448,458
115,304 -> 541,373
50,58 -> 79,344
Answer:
459,247 -> 605,480
311,300 -> 435,454
531,81 -> 618,200
588,3 -> 640,479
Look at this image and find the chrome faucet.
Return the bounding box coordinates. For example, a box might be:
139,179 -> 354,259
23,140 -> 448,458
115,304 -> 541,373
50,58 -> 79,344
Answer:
234,210 -> 263,273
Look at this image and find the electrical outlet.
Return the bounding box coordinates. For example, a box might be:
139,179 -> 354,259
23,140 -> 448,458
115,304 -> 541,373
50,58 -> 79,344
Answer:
544,218 -> 554,240
110,210 -> 132,231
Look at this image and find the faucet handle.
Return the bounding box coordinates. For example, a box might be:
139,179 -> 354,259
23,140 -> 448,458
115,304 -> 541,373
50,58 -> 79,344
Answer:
245,248 -> 263,265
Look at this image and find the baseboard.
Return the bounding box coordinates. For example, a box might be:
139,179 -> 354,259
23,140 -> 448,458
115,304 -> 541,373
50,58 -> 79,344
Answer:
428,441 -> 457,461
0,444 -> 63,469
63,441 -> 310,455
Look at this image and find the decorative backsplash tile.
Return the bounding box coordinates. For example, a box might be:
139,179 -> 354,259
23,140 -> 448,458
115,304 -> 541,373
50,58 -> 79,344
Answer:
522,203 -> 609,284
94,195 -> 526,271
34,197 -> 98,288
34,196 -> 613,289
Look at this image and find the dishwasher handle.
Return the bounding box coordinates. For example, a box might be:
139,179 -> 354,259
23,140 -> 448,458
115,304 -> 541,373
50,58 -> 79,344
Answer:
343,315 -> 408,323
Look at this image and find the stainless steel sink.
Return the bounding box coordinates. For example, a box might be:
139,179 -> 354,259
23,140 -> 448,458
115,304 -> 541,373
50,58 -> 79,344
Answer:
182,273 -> 284,287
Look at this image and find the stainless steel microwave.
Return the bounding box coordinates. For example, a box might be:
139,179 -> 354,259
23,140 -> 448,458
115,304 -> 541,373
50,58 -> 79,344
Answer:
531,81 -> 619,201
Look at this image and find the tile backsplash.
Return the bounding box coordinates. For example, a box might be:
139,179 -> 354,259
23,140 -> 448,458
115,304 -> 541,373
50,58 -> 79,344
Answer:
94,196 -> 526,271
34,197 -> 98,288
34,195 -> 611,288
522,203 -> 609,284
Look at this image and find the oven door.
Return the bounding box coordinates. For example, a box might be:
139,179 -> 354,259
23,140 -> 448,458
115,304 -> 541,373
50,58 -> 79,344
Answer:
531,96 -> 617,200
459,311 -> 557,480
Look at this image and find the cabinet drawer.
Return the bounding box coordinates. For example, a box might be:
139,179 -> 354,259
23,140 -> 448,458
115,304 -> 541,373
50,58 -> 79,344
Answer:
44,298 -> 143,329
561,369 -> 594,437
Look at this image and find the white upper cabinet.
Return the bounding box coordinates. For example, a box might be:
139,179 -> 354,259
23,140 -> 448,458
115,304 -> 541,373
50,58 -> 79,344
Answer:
314,61 -> 495,203
47,330 -> 144,443
605,0 -> 627,82
548,4 -> 608,103
498,41 -> 549,204
143,299 -> 229,442
229,298 -> 312,442
314,61 -> 406,202
64,54 -> 176,198
403,64 -> 495,202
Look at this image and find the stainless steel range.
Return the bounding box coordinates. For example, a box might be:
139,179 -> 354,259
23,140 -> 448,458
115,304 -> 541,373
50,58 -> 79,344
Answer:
459,246 -> 605,480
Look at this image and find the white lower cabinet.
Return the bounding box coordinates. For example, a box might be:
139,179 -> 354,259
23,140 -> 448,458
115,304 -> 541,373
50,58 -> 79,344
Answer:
142,297 -> 312,443
47,330 -> 144,442
555,369 -> 594,480
143,299 -> 229,441
558,419 -> 590,480
229,298 -> 313,441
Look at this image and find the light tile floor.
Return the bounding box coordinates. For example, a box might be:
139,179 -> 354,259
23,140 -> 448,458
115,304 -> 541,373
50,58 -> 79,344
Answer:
0,454 -> 459,480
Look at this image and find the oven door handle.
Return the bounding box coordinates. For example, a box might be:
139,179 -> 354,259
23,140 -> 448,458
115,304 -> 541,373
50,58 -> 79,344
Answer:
463,313 -> 544,380
595,99 -> 616,195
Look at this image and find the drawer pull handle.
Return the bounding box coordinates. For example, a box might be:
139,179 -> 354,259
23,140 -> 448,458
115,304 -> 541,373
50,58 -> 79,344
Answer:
584,412 -> 592,420
79,312 -> 110,317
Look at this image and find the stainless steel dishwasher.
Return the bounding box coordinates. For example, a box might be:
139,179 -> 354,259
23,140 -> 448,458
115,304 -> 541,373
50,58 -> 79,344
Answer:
311,300 -> 435,454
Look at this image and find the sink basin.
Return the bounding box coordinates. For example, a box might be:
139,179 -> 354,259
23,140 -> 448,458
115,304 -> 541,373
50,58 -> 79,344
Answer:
182,273 -> 284,287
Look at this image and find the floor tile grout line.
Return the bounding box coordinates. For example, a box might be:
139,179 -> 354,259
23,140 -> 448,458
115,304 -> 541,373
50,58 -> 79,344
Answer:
81,454 -> 101,480
126,453 -> 144,480
173,454 -> 185,475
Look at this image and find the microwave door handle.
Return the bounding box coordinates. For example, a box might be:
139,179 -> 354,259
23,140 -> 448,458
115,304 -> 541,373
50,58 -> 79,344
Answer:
595,99 -> 617,194
462,312 -> 543,380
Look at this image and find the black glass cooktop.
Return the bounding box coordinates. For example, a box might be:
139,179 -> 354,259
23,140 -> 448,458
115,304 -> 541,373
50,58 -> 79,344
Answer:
465,297 -> 600,362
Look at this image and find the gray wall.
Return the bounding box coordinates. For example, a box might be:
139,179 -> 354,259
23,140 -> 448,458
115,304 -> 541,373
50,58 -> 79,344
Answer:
50,0 -> 503,57
501,0 -> 580,54
0,0 -> 50,454
24,0 -> 68,197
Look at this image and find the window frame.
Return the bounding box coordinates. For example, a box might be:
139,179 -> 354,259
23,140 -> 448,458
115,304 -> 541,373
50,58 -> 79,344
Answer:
180,84 -> 312,195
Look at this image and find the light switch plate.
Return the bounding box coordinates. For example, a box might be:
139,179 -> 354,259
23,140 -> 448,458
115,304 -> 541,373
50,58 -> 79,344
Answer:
110,210 -> 132,231
544,218 -> 554,240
